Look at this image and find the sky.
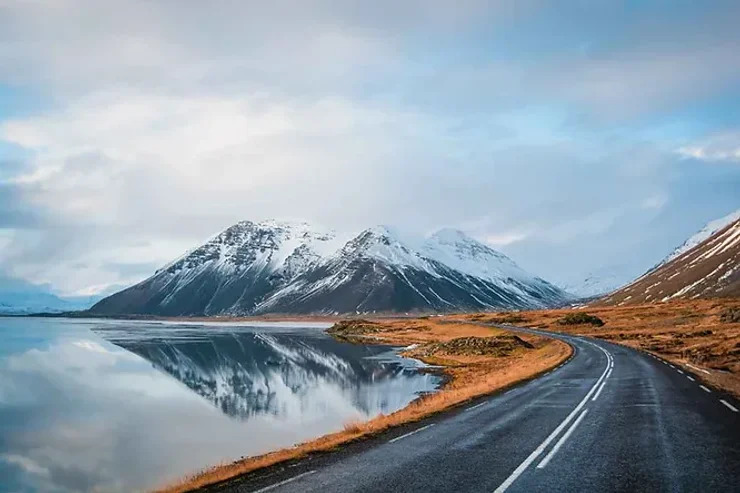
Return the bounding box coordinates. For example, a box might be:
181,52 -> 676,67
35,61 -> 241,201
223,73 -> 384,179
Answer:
0,0 -> 739,298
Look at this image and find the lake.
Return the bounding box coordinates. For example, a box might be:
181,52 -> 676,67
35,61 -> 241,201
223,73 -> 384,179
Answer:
0,317 -> 440,492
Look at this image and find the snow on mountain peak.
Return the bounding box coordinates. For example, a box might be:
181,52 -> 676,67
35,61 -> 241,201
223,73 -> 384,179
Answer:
340,225 -> 433,272
93,219 -> 570,315
158,219 -> 344,279
421,228 -> 530,283
658,208 -> 740,267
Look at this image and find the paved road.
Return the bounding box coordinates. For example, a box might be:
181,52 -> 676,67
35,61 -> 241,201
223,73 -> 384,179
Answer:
212,326 -> 740,493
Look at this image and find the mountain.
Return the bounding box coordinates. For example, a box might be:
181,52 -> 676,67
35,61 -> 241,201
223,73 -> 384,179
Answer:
0,275 -> 101,315
90,220 -> 570,316
556,271 -> 624,299
600,214 -> 740,305
657,208 -> 740,268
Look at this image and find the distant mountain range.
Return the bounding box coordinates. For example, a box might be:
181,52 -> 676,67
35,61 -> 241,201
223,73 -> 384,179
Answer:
90,220 -> 571,316
556,271 -> 625,299
0,275 -> 101,315
601,209 -> 740,305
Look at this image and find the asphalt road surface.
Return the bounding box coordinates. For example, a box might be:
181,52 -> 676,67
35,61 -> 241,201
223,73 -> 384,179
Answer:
211,325 -> 740,493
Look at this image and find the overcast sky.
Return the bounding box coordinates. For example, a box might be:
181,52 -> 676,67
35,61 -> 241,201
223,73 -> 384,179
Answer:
1,0 -> 739,297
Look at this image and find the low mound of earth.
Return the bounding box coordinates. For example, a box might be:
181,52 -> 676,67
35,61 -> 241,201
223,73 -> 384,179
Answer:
460,299 -> 740,398
417,335 -> 534,357
161,319 -> 570,493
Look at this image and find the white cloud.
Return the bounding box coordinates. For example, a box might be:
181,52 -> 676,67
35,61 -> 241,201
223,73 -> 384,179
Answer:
484,232 -> 529,246
677,132 -> 740,163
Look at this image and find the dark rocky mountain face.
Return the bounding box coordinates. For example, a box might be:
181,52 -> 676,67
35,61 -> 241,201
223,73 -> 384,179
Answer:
600,218 -> 740,305
90,221 -> 571,316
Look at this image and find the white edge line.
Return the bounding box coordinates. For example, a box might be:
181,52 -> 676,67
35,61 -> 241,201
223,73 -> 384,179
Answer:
720,400 -> 738,412
537,408 -> 590,469
700,385 -> 711,393
467,402 -> 485,412
388,424 -> 434,443
493,343 -> 611,493
686,363 -> 711,375
253,470 -> 317,493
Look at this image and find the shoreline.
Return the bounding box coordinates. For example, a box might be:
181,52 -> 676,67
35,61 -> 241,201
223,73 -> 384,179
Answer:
158,318 -> 572,493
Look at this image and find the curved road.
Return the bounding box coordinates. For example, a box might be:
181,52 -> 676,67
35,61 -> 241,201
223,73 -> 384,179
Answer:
212,325 -> 740,493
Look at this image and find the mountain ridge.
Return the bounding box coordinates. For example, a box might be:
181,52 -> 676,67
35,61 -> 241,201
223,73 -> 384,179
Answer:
90,220 -> 571,316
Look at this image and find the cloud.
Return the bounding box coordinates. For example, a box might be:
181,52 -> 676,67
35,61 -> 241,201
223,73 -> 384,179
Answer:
484,232 -> 529,247
677,131 -> 740,163
1,1 -> 739,295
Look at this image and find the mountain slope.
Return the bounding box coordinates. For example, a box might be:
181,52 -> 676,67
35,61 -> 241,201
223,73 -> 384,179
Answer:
90,221 -> 570,316
657,209 -> 740,268
600,216 -> 740,305
91,220 -> 348,316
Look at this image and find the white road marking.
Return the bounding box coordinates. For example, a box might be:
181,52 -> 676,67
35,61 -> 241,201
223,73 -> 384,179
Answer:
537,408 -> 589,469
686,363 -> 711,375
467,402 -> 485,412
677,369 -> 684,374
700,385 -> 711,393
493,342 -> 611,493
388,424 -> 434,443
669,364 -> 675,369
253,470 -> 317,493
720,400 -> 738,412
687,376 -> 695,382
592,367 -> 613,402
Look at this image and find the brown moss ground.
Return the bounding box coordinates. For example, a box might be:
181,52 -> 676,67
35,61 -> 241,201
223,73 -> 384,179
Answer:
454,298 -> 740,398
158,320 -> 571,493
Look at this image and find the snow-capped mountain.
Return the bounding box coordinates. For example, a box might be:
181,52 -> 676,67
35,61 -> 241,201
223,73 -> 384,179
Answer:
657,208 -> 740,268
601,213 -> 740,305
90,220 -> 571,316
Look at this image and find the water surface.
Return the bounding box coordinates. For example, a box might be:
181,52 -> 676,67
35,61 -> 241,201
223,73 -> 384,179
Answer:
0,317 -> 439,492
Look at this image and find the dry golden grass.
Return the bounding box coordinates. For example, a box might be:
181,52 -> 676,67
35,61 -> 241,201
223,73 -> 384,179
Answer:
454,298 -> 740,398
157,320 -> 570,493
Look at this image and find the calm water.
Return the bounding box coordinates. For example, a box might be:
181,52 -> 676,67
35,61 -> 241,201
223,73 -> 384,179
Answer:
0,317 -> 440,492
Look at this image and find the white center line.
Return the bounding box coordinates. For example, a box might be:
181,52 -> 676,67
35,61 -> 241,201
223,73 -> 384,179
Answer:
686,376 -> 695,382
254,470 -> 317,493
592,367 -> 613,402
493,342 -> 611,493
537,408 -> 589,469
388,424 -> 434,443
700,385 -> 711,393
720,400 -> 739,412
467,402 -> 485,412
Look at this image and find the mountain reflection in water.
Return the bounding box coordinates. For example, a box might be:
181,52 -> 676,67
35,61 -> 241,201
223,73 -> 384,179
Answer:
104,328 -> 439,420
0,318 -> 439,493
